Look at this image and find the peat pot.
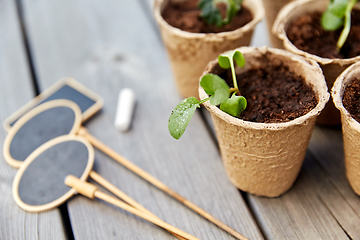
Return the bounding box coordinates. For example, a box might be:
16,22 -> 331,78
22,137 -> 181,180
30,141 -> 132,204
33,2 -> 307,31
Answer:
261,0 -> 293,48
199,46 -> 329,197
332,62 -> 360,195
273,0 -> 360,126
154,0 -> 264,99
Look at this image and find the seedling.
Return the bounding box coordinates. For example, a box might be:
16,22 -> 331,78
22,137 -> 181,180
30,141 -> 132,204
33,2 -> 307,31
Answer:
321,0 -> 359,50
168,50 -> 247,140
198,0 -> 243,27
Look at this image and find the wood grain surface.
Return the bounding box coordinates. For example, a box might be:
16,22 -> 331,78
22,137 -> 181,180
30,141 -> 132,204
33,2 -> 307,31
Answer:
7,0 -> 359,239
21,0 -> 264,239
0,0 -> 66,239
245,127 -> 360,240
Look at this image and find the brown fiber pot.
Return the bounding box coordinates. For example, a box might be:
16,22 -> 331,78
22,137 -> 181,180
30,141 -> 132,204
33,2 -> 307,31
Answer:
154,0 -> 264,99
273,0 -> 360,126
199,46 -> 329,197
332,62 -> 360,195
261,0 -> 293,48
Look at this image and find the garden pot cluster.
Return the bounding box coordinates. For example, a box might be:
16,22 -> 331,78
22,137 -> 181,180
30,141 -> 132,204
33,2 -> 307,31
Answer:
156,0 -> 360,198
154,0 -> 264,99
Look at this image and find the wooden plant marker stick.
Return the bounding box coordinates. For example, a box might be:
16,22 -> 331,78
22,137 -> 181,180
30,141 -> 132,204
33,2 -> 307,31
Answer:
12,135 -> 187,239
78,127 -> 248,240
65,175 -> 198,240
89,171 -> 186,240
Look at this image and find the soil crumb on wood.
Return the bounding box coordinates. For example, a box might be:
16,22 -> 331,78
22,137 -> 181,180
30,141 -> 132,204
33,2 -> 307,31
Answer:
343,78 -> 360,123
218,57 -> 318,123
162,0 -> 253,33
286,9 -> 360,59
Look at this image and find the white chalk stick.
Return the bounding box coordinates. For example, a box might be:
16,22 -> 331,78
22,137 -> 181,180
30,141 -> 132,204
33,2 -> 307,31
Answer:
114,88 -> 136,132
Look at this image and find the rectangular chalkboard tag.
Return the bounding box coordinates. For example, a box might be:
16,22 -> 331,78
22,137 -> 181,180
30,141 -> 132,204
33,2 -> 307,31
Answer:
3,77 -> 104,132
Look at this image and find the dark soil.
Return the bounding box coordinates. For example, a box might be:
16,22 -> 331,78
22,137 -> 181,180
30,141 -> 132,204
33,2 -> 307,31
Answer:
343,78 -> 360,123
287,9 -> 360,59
217,57 -> 318,123
162,0 -> 253,33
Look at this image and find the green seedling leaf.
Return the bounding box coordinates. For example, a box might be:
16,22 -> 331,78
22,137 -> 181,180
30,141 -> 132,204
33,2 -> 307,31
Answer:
218,50 -> 245,69
168,50 -> 248,139
321,10 -> 344,31
198,0 -> 223,26
321,0 -> 347,31
226,0 -> 242,24
233,51 -> 246,68
168,97 -> 200,140
220,94 -> 247,117
200,74 -> 230,105
198,0 -> 242,27
218,50 -> 244,92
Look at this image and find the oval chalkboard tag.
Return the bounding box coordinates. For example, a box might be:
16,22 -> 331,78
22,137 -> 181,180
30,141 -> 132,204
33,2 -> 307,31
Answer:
12,135 -> 94,212
3,99 -> 82,168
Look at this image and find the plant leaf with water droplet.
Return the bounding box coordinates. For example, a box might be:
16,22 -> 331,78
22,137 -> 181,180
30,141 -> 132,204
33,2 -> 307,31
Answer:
168,97 -> 200,140
200,74 -> 230,105
220,94 -> 247,117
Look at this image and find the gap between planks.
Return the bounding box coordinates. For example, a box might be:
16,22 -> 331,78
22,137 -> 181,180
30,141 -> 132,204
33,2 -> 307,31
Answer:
13,0 -> 76,239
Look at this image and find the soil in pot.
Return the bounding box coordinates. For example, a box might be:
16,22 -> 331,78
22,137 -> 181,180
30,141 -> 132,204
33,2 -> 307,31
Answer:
343,77 -> 360,123
216,54 -> 318,123
286,9 -> 360,59
162,0 -> 253,33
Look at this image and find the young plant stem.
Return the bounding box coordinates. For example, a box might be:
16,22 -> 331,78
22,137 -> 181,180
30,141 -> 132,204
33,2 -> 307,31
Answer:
229,60 -> 241,96
337,0 -> 357,50
229,88 -> 238,94
199,97 -> 211,104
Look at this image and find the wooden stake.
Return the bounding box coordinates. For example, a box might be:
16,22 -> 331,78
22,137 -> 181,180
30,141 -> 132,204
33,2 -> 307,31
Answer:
65,175 -> 199,240
78,127 -> 248,240
89,171 -> 186,240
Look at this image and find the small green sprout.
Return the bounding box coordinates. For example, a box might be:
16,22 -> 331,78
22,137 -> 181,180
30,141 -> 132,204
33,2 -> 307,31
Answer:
321,0 -> 359,50
168,50 -> 247,140
198,0 -> 243,27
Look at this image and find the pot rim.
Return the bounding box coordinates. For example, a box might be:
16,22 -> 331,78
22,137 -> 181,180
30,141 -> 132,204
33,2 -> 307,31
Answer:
153,0 -> 264,41
199,46 -> 330,130
273,0 -> 360,66
332,61 -> 360,131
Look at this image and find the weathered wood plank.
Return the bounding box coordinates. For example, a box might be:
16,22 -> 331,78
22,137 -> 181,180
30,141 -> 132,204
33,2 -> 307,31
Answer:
0,0 -> 66,239
199,116 -> 357,239
21,0 -> 263,239
247,150 -> 350,240
308,127 -> 360,238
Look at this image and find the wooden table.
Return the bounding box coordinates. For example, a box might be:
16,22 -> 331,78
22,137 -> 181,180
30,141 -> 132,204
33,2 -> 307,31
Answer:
1,0 -> 360,239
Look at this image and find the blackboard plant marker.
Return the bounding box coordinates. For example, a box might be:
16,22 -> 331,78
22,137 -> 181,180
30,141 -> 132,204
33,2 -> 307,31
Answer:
11,134 -> 197,240
153,0 -> 264,99
273,0 -> 360,126
332,61 -> 360,196
4,99 -> 249,240
170,47 -> 329,197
